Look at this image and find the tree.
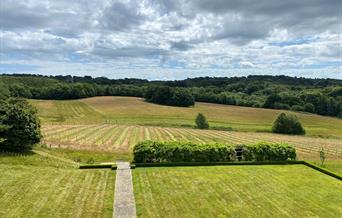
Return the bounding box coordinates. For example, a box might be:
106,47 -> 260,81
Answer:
144,86 -> 194,107
263,94 -> 281,108
0,82 -> 10,100
290,105 -> 304,111
303,103 -> 315,113
172,88 -> 195,107
272,113 -> 305,135
0,98 -> 41,151
9,84 -> 32,98
195,113 -> 209,129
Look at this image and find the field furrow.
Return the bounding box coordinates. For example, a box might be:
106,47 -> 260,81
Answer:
41,124 -> 342,162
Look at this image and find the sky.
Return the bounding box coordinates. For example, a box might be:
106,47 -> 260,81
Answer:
0,0 -> 341,80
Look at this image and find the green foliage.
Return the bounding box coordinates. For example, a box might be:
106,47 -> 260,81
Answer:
133,141 -> 235,163
133,141 -> 296,163
0,82 -> 10,100
1,74 -> 342,118
303,103 -> 315,113
242,142 -> 296,161
79,163 -> 114,169
272,113 -> 305,135
319,148 -> 326,166
144,85 -> 194,107
9,84 -> 32,98
290,105 -> 304,111
195,113 -> 209,129
0,98 -> 41,151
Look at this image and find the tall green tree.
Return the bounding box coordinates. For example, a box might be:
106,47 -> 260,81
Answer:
0,98 -> 41,151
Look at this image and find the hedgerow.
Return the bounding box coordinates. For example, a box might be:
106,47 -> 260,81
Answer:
242,142 -> 296,161
133,141 -> 296,163
133,141 -> 235,163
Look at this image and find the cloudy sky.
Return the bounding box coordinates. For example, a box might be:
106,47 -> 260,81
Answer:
0,0 -> 341,80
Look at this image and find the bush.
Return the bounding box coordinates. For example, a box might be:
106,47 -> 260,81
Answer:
133,141 -> 296,163
133,141 -> 235,163
195,113 -> 209,129
273,103 -> 290,110
290,105 -> 304,111
0,98 -> 41,151
303,103 -> 315,113
272,113 -> 305,135
242,142 -> 296,161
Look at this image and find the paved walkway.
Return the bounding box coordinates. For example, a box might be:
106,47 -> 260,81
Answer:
113,161 -> 136,218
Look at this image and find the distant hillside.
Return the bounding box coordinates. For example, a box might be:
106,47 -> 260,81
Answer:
2,73 -> 342,86
2,74 -> 342,118
30,96 -> 342,138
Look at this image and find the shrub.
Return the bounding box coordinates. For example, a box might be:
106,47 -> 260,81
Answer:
195,113 -> 209,129
272,113 -> 305,135
133,141 -> 296,163
273,103 -> 290,110
242,142 -> 296,161
133,141 -> 235,163
291,105 -> 304,111
303,103 -> 315,113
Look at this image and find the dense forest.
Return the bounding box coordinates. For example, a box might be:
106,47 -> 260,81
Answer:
1,74 -> 342,118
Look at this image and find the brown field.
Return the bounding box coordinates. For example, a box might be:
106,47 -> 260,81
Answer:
31,96 -> 342,138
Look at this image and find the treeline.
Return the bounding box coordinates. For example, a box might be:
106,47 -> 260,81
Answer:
144,86 -> 194,107
1,74 -> 342,118
3,74 -> 342,87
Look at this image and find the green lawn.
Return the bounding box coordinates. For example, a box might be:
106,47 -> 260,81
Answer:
0,154 -> 115,218
35,146 -> 132,163
133,165 -> 342,218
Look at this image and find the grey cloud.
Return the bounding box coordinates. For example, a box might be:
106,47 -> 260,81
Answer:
101,1 -> 144,31
192,0 -> 340,43
213,18 -> 270,45
0,3 -> 49,29
0,0 -> 340,77
170,41 -> 193,51
92,45 -> 168,59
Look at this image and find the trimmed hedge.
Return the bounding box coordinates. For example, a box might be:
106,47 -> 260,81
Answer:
133,141 -> 235,163
133,141 -> 296,163
133,160 -> 303,167
303,162 -> 341,180
242,142 -> 296,161
79,163 -> 116,169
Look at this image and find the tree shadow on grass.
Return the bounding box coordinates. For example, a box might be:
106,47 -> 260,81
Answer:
0,148 -> 35,157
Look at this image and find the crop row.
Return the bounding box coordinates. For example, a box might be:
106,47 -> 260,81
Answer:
41,124 -> 342,160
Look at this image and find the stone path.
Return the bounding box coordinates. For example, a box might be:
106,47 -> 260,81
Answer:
113,161 -> 136,218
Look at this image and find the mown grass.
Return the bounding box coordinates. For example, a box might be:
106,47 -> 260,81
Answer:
133,165 -> 342,218
0,151 -> 75,168
30,96 -> 342,138
0,164 -> 115,218
36,146 -> 132,163
0,151 -> 115,218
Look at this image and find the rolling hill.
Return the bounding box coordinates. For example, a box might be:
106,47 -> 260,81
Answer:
30,96 -> 342,138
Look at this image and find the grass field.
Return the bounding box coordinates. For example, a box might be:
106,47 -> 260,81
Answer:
30,96 -> 342,138
0,153 -> 115,218
133,165 -> 342,218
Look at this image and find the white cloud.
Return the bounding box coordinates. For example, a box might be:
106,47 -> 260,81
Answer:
0,0 -> 341,79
